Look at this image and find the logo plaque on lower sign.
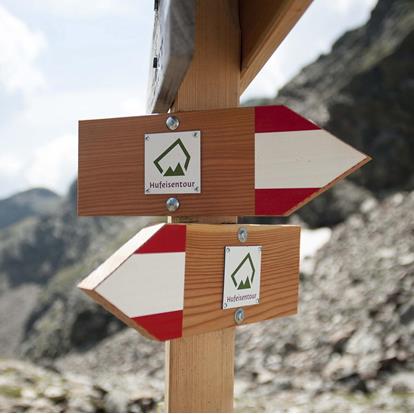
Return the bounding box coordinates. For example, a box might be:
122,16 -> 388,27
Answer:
144,130 -> 201,194
223,245 -> 262,309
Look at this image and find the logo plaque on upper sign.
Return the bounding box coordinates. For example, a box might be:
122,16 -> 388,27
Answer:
222,246 -> 262,309
144,130 -> 201,194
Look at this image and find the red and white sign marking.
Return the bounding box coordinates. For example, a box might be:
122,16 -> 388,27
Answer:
254,106 -> 368,215
78,222 -> 301,341
79,224 -> 186,340
78,105 -> 370,217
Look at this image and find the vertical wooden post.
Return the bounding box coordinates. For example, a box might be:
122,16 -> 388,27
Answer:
165,0 -> 240,412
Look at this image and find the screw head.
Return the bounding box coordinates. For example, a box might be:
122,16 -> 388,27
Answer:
193,131 -> 198,138
166,197 -> 180,212
238,227 -> 248,243
234,308 -> 245,324
226,247 -> 230,254
166,116 -> 179,131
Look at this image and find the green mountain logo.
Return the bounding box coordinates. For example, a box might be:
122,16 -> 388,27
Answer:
154,138 -> 191,177
231,253 -> 255,290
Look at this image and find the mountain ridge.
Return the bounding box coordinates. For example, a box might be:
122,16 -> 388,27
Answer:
0,188 -> 61,230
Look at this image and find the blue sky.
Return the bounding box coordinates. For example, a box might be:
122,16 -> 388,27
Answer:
0,0 -> 377,199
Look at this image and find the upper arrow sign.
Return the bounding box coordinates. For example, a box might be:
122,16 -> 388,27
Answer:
78,105 -> 370,217
253,106 -> 369,215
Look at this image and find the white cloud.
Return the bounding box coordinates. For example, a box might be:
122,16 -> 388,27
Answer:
0,4 -> 46,97
30,0 -> 139,19
121,97 -> 147,116
19,87 -> 147,131
328,0 -> 377,15
0,153 -> 27,197
26,134 -> 77,194
0,86 -> 147,198
0,154 -> 22,177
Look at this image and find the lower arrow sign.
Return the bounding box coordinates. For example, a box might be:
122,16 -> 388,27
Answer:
78,223 -> 300,341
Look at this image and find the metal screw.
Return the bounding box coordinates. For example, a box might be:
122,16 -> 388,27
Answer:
193,131 -> 198,138
145,188 -> 150,193
234,308 -> 245,324
194,186 -> 199,192
258,246 -> 262,252
238,227 -> 248,243
226,247 -> 230,254
145,135 -> 150,141
166,197 -> 180,212
166,116 -> 179,131
223,303 -> 228,309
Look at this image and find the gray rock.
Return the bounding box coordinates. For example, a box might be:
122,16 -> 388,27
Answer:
274,0 -> 414,194
390,372 -> 414,393
400,303 -> 414,325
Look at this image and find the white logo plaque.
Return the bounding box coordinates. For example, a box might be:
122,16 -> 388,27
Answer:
144,130 -> 201,194
222,245 -> 262,309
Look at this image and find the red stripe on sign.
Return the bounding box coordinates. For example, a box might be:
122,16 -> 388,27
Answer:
136,224 -> 186,254
132,310 -> 183,341
255,188 -> 320,215
255,106 -> 320,133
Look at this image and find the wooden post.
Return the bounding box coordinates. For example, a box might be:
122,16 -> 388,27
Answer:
166,0 -> 240,411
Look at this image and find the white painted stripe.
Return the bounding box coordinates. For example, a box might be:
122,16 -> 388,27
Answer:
255,130 -> 367,189
78,223 -> 165,291
96,252 -> 185,317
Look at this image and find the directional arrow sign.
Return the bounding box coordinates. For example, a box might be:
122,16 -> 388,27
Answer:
78,223 -> 300,341
78,105 -> 370,217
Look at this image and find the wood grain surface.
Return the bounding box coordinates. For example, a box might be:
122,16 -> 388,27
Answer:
182,224 -> 300,337
166,328 -> 235,413
147,0 -> 196,113
79,105 -> 370,218
78,107 -> 254,217
78,223 -> 300,341
165,1 -> 239,412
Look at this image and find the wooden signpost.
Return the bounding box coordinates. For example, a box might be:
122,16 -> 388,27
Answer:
78,105 -> 369,217
77,1 -> 370,412
79,223 -> 300,340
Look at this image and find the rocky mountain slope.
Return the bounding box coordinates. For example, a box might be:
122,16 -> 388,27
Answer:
0,188 -> 61,230
1,189 -> 411,412
57,190 -> 414,412
277,0 -> 414,193
0,182 -> 156,358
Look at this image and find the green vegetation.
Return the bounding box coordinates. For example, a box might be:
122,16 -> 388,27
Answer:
0,384 -> 21,398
